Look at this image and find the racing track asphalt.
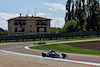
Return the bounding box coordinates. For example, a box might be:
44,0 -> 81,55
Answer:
0,39 -> 100,64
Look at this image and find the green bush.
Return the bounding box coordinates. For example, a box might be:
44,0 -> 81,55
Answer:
63,19 -> 78,32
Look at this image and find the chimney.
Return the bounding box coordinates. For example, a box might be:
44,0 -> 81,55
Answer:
32,15 -> 33,17
20,14 -> 21,19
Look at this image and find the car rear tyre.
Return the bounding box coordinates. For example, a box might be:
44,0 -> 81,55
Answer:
42,52 -> 46,57
62,54 -> 66,58
62,53 -> 66,58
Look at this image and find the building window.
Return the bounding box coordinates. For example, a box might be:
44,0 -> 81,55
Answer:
37,27 -> 47,32
30,31 -> 32,33
14,21 -> 26,26
39,28 -> 44,32
36,20 -> 47,25
30,25 -> 32,27
15,28 -> 17,32
23,22 -> 26,25
44,27 -> 46,32
37,27 -> 39,32
15,27 -> 25,32
14,22 -> 18,25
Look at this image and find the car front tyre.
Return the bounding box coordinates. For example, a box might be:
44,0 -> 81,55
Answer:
51,54 -> 55,58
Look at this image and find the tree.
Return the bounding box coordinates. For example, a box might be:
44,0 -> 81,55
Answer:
65,0 -> 100,31
65,0 -> 86,31
65,0 -> 72,22
71,0 -> 75,20
63,19 -> 78,32
0,28 -> 7,36
50,27 -> 63,34
86,0 -> 100,31
76,0 -> 86,31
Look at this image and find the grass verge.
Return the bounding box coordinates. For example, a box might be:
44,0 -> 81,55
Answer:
30,44 -> 100,55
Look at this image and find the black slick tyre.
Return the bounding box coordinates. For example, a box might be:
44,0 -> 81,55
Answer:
42,52 -> 46,57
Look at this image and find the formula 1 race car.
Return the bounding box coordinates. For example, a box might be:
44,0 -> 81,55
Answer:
34,41 -> 46,45
42,50 -> 68,58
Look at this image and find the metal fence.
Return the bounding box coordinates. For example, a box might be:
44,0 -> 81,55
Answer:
0,31 -> 100,42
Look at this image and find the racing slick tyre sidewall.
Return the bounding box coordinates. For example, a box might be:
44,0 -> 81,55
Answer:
42,52 -> 46,57
51,54 -> 55,58
62,54 -> 66,58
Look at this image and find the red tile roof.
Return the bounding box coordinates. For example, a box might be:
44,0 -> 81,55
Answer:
8,16 -> 52,21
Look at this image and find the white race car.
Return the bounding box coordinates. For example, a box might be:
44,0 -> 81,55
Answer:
42,50 -> 68,58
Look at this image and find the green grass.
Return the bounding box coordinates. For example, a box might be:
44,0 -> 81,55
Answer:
30,44 -> 100,55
